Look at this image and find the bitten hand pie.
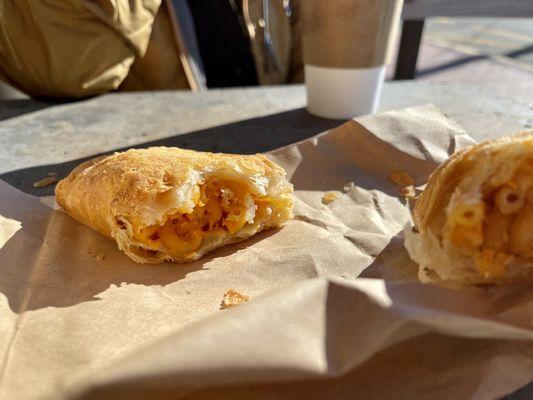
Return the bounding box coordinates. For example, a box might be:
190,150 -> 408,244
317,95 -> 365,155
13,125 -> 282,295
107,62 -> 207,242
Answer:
56,147 -> 293,263
405,132 -> 533,285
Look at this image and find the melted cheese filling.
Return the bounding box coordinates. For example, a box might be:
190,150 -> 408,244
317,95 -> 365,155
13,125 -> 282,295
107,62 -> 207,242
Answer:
443,158 -> 533,278
131,180 -> 269,258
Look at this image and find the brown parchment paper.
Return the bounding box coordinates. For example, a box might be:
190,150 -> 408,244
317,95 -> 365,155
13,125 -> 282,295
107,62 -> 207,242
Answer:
1,105 -> 533,400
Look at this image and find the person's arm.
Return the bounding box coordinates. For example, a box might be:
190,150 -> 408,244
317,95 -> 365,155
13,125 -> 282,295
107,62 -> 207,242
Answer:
0,0 -> 161,98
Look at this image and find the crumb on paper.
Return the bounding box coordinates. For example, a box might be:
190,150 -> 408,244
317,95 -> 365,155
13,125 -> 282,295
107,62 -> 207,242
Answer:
220,289 -> 250,310
88,251 -> 106,261
32,176 -> 58,188
322,191 -> 338,205
389,170 -> 414,187
399,185 -> 416,199
343,182 -> 355,192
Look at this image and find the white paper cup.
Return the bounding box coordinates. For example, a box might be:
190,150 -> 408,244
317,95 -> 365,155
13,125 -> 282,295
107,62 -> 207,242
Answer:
305,64 -> 386,119
301,0 -> 403,120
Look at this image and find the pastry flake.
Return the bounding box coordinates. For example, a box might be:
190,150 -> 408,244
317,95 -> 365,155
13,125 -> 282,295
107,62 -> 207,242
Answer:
389,170 -> 414,187
33,176 -> 58,188
220,289 -> 250,309
399,185 -> 416,199
322,191 -> 338,204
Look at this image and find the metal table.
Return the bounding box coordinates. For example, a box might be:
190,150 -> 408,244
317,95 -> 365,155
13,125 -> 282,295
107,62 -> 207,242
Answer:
0,82 -> 532,398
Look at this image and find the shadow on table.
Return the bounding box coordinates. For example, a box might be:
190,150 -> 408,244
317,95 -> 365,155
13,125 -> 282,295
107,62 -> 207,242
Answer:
0,108 -> 343,197
0,98 -> 60,122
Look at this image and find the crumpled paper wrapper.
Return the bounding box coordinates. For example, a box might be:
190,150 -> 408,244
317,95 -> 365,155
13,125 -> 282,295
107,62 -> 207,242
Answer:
1,105 -> 532,400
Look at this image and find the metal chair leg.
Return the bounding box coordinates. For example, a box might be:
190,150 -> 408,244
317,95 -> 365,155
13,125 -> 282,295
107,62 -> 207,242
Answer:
394,19 -> 425,80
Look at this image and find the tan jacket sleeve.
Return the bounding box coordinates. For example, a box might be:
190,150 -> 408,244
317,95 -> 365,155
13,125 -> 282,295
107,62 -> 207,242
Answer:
0,0 -> 161,98
119,2 -> 191,92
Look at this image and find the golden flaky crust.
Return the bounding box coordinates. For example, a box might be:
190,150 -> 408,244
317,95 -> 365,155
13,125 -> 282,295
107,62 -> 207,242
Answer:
413,132 -> 533,232
412,146 -> 472,233
406,131 -> 533,285
56,147 -> 293,263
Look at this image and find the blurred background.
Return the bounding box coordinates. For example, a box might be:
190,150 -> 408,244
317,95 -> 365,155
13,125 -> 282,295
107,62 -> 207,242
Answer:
0,1 -> 532,103
388,17 -> 533,103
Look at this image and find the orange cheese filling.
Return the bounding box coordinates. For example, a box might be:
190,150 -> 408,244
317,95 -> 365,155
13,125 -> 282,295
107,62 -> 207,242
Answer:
443,159 -> 533,278
131,180 -> 268,258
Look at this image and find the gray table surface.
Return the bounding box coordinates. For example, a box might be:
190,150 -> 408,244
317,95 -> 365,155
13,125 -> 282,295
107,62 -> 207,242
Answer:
1,82 -> 532,398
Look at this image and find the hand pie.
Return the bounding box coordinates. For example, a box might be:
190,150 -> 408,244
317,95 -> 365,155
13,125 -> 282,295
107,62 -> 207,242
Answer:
405,131 -> 533,285
56,147 -> 293,263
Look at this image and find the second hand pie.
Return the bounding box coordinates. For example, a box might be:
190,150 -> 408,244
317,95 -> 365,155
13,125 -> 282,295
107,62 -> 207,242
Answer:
405,131 -> 533,285
56,147 -> 294,263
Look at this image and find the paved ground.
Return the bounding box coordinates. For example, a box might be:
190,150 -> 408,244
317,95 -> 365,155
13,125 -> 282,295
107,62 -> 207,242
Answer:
390,17 -> 533,104
1,17 -> 532,103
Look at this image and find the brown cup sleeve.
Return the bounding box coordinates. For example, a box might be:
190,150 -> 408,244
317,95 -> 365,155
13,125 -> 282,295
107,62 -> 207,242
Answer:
302,0 -> 403,69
